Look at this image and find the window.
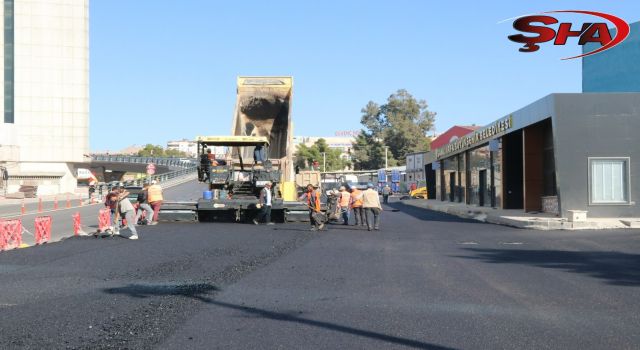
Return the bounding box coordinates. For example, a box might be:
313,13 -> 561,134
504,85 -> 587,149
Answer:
589,158 -> 630,204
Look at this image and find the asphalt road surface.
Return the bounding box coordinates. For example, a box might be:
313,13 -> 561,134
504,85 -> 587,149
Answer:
0,178 -> 204,246
1,194 -> 640,349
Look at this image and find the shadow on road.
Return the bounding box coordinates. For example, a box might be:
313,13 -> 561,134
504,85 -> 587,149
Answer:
457,248 -> 640,287
103,283 -> 456,350
386,201 -> 481,224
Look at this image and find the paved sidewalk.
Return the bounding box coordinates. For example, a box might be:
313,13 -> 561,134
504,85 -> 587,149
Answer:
397,199 -> 640,230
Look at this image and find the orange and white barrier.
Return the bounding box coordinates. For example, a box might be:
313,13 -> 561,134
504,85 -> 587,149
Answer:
98,208 -> 111,232
0,219 -> 23,251
73,212 -> 82,236
34,216 -> 52,245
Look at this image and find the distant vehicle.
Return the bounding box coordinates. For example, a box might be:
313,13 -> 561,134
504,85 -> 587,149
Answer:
410,186 -> 428,199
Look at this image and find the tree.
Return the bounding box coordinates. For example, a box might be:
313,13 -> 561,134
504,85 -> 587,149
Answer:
354,89 -> 436,169
295,138 -> 350,171
137,144 -> 189,158
352,133 -> 390,170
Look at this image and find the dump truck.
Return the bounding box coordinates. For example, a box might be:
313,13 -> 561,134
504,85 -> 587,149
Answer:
159,76 -> 309,223
232,76 -> 294,182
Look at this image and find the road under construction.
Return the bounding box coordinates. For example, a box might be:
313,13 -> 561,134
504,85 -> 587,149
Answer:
2,186 -> 640,349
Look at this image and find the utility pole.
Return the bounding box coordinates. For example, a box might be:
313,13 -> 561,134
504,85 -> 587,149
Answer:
384,146 -> 388,170
322,152 -> 326,172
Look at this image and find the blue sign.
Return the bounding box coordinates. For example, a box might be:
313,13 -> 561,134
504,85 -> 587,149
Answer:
432,161 -> 441,170
489,139 -> 500,152
378,170 -> 386,182
391,170 -> 400,183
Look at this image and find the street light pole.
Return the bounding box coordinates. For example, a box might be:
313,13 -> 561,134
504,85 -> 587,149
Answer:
322,152 -> 326,172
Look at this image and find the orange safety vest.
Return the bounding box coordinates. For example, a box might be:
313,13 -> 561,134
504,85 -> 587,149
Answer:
350,189 -> 363,208
306,190 -> 320,212
148,184 -> 163,203
339,191 -> 351,207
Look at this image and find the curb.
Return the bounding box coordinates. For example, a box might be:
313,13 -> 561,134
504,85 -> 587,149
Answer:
400,200 -> 633,231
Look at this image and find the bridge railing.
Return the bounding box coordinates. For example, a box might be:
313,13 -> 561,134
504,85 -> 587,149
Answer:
90,155 -> 196,168
94,165 -> 198,196
90,155 -> 198,195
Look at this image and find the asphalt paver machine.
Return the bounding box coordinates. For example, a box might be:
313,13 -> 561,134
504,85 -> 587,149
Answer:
196,136 -> 286,222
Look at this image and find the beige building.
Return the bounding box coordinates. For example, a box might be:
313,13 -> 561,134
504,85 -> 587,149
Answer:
167,139 -> 225,158
0,0 -> 89,195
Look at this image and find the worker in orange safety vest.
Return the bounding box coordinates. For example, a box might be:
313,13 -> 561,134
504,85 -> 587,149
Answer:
147,180 -> 164,225
349,187 -> 365,227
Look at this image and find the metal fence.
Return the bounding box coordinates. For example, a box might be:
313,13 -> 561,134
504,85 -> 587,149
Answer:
94,165 -> 198,193
90,155 -> 196,169
90,155 -> 198,195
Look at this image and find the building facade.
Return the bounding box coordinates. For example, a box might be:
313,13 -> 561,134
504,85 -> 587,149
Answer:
167,139 -> 198,157
167,139 -> 225,158
426,93 -> 640,219
293,136 -> 355,162
406,152 -> 426,187
430,125 -> 480,150
0,0 -> 89,195
582,21 -> 640,93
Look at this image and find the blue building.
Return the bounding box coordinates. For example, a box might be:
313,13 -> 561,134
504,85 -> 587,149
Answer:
582,21 -> 640,92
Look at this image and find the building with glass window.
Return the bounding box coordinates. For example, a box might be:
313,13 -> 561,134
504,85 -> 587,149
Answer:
423,93 -> 640,218
0,0 -> 89,195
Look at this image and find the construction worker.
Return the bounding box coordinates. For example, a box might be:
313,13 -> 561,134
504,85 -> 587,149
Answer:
253,145 -> 265,165
362,184 -> 382,231
338,186 -> 351,225
147,180 -> 164,225
104,186 -> 120,226
199,150 -> 211,182
349,187 -> 365,227
109,188 -> 138,240
135,182 -> 154,225
382,184 -> 392,204
299,184 -> 324,231
253,181 -> 274,225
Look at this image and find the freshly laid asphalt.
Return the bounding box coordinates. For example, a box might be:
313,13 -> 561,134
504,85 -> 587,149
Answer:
0,178 -> 205,246
1,185 -> 640,349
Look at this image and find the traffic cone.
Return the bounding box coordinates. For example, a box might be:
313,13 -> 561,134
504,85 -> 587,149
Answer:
54,196 -> 58,210
38,198 -> 43,213
21,199 -> 25,215
66,195 -> 71,209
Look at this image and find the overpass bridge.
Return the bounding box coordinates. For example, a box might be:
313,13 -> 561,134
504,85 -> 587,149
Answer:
74,156 -> 195,183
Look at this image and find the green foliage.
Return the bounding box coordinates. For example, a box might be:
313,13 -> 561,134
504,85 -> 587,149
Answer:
137,144 -> 189,158
354,89 -> 435,169
352,133 -> 397,170
295,138 -> 350,171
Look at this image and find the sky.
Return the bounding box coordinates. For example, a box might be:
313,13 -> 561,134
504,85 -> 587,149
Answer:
89,0 -> 640,151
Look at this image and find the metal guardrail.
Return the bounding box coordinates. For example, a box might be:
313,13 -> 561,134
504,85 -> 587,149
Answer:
90,155 -> 196,169
90,155 -> 198,195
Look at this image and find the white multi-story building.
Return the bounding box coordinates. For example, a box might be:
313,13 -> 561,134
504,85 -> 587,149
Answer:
167,139 -> 198,157
0,0 -> 89,195
293,136 -> 355,161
